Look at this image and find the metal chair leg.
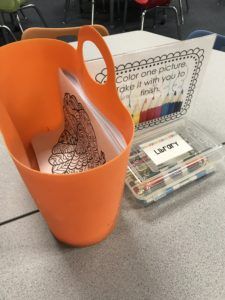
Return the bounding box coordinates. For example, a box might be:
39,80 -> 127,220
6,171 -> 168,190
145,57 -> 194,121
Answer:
91,0 -> 95,25
0,12 -> 7,24
20,9 -> 28,20
141,10 -> 147,30
63,0 -> 70,24
16,13 -> 24,32
161,8 -> 167,25
167,6 -> 181,39
152,8 -> 158,29
79,0 -> 83,13
178,0 -> 184,24
0,25 -> 17,41
9,13 -> 17,29
19,4 -> 48,27
110,0 -> 115,28
3,13 -> 19,32
123,0 -> 128,31
185,0 -> 189,11
117,0 -> 120,16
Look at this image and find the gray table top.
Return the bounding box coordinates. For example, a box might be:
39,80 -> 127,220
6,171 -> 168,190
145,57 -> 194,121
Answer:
1,32 -> 225,300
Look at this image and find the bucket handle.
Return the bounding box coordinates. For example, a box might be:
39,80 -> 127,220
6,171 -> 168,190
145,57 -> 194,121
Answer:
77,26 -> 116,95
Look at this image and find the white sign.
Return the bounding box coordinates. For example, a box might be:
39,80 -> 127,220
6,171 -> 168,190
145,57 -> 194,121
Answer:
140,132 -> 193,165
86,35 -> 215,129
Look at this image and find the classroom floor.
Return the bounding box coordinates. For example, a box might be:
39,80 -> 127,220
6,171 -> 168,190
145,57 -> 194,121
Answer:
2,0 -> 225,42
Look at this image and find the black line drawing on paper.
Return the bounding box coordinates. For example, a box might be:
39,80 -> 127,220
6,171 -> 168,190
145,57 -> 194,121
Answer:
48,93 -> 106,174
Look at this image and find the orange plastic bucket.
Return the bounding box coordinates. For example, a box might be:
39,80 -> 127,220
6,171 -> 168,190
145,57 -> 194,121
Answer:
0,26 -> 134,246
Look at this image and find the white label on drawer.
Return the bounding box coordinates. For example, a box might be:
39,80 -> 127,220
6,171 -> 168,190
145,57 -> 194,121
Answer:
140,132 -> 193,165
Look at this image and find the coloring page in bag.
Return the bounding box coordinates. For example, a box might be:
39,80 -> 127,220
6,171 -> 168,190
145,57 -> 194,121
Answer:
32,70 -> 123,174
